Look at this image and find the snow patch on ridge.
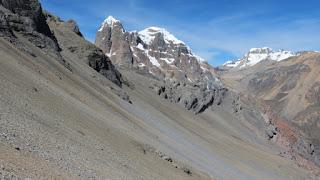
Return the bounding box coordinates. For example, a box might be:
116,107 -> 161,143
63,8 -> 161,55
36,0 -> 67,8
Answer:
160,57 -> 175,64
138,63 -> 146,67
223,60 -> 241,67
269,51 -> 296,61
136,43 -> 145,51
194,55 -> 206,62
148,54 -> 161,67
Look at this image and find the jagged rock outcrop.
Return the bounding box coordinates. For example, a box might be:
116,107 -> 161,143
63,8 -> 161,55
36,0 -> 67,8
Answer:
65,19 -> 83,37
87,50 -> 123,87
45,13 -> 124,88
0,0 -> 53,38
0,1 -> 124,88
153,80 -> 227,114
0,0 -> 125,88
95,16 -> 133,66
0,0 -> 71,70
95,16 -> 224,113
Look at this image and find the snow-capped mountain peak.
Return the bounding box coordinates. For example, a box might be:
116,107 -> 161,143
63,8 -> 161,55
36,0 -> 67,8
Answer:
138,27 -> 184,45
223,47 -> 296,68
95,17 -> 216,87
98,16 -> 120,31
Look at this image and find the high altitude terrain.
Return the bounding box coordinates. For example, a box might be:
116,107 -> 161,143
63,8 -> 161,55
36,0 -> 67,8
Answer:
220,48 -> 320,170
0,0 -> 319,179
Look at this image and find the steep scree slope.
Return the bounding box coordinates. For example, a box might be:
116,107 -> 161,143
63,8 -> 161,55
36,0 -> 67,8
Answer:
0,1 -> 317,179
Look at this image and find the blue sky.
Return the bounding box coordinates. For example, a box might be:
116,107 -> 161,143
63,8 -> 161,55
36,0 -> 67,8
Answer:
40,0 -> 320,66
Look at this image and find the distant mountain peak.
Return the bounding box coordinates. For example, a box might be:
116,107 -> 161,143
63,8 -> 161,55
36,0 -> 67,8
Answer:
223,47 -> 296,68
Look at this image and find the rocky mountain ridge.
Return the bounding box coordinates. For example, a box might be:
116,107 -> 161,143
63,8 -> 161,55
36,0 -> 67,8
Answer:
96,16 -> 215,83
219,51 -> 320,172
96,16 -> 225,113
